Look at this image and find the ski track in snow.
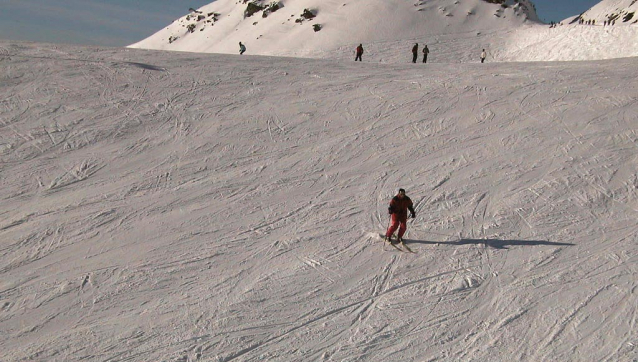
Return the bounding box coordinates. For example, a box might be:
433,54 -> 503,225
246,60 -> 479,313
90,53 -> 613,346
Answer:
1,41 -> 638,361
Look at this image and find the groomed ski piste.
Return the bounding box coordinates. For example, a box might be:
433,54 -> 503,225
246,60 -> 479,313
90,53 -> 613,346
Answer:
2,25 -> 638,362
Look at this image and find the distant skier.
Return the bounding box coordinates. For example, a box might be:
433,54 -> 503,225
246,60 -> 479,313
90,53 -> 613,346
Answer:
355,44 -> 364,62
412,43 -> 419,63
384,188 -> 416,244
480,49 -> 486,63
422,44 -> 429,63
239,42 -> 246,55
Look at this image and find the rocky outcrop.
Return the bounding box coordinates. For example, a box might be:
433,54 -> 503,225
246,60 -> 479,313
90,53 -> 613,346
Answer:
296,9 -> 317,23
480,0 -> 539,21
245,2 -> 265,18
262,2 -> 283,18
167,9 -> 221,44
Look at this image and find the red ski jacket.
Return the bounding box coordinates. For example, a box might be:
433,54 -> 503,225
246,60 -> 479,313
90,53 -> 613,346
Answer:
388,195 -> 414,220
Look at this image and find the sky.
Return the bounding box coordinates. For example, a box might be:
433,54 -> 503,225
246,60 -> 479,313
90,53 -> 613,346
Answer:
0,0 -> 604,47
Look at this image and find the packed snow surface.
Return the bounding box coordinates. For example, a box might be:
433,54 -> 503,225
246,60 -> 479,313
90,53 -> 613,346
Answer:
1,41 -> 638,361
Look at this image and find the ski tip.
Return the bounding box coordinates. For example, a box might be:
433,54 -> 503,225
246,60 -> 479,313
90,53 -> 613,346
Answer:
402,245 -> 416,253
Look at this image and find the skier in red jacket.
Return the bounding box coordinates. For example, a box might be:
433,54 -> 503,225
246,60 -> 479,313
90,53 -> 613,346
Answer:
385,188 -> 416,243
355,44 -> 363,61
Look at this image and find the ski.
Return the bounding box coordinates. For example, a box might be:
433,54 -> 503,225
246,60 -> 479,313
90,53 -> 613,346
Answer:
379,233 -> 410,252
387,240 -> 404,252
400,241 -> 415,253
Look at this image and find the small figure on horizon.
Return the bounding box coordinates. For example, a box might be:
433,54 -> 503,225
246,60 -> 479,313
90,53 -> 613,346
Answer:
412,43 -> 419,63
239,42 -> 246,55
480,49 -> 486,63
422,44 -> 429,63
355,44 -> 364,62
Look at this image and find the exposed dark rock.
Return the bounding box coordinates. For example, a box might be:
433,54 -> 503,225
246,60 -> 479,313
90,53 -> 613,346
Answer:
245,2 -> 265,18
262,2 -> 282,18
301,9 -> 316,19
623,12 -> 634,22
295,8 -> 317,23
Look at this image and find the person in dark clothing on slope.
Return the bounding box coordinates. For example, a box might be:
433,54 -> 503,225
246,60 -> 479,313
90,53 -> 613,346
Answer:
422,44 -> 429,63
355,44 -> 364,61
239,42 -> 246,55
412,43 -> 419,63
385,188 -> 416,244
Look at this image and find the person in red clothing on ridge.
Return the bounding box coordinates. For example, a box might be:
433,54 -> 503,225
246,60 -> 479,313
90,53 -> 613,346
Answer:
385,188 -> 416,244
355,44 -> 364,61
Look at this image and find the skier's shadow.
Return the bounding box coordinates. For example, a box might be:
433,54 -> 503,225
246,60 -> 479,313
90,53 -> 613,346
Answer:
404,238 -> 574,250
124,61 -> 166,71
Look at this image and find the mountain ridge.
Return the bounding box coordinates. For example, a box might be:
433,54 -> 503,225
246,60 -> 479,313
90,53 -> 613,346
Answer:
566,0 -> 638,25
129,0 -> 540,57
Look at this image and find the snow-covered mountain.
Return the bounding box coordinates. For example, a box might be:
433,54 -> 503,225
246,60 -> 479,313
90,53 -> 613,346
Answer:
567,0 -> 638,25
130,0 -> 540,58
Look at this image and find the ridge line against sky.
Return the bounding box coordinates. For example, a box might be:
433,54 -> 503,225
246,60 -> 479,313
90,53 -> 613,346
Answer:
0,0 -> 604,47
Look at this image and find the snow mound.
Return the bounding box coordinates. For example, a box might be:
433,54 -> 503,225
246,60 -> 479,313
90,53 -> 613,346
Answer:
500,23 -> 638,61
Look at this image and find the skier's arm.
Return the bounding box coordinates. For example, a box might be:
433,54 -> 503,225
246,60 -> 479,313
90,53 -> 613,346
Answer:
408,204 -> 415,218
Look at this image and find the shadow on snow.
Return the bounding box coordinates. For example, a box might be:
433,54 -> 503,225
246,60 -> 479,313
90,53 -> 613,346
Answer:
405,238 -> 575,250
0,53 -> 167,72
124,62 -> 167,71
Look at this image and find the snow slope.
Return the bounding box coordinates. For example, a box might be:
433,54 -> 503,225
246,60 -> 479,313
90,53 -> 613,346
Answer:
570,0 -> 638,25
499,24 -> 638,61
129,0 -> 539,58
1,40 -> 638,361
128,0 -> 638,63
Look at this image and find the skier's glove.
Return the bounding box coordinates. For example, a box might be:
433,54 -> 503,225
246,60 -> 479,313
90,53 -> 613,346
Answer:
388,207 -> 394,214
411,212 -> 416,219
